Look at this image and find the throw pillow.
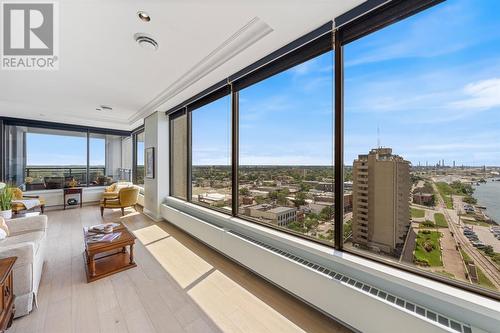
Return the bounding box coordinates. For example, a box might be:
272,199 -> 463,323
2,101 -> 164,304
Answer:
0,217 -> 8,237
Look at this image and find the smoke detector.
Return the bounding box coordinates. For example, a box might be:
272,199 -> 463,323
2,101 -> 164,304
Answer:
134,33 -> 159,51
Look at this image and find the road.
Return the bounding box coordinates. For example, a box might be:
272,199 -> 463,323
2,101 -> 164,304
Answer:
432,184 -> 500,289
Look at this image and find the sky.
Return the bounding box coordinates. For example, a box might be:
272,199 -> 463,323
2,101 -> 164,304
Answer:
192,0 -> 500,167
27,133 -> 105,166
26,0 -> 500,167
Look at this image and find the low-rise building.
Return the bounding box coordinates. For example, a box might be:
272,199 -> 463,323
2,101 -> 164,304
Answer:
197,192 -> 227,206
413,193 -> 433,206
245,204 -> 297,227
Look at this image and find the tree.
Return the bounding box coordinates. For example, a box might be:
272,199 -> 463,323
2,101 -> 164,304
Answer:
276,192 -> 287,205
320,206 -> 334,221
463,196 -> 477,205
294,192 -> 307,207
239,187 -> 249,196
269,191 -> 278,200
304,216 -> 319,232
483,245 -> 494,255
255,196 -> 265,204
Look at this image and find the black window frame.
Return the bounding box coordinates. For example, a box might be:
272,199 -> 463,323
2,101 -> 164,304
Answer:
132,125 -> 145,186
167,0 -> 500,301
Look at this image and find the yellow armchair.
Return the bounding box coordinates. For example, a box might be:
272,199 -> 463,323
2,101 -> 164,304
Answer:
100,186 -> 139,217
11,188 -> 46,214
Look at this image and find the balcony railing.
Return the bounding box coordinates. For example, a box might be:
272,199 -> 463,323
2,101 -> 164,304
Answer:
23,166 -> 131,190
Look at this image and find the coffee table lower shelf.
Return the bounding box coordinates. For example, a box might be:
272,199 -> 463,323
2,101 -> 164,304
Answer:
83,250 -> 137,283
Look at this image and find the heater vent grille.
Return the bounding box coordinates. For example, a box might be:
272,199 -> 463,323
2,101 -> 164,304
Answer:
229,230 -> 472,333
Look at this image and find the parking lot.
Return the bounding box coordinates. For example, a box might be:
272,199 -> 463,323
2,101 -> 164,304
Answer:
472,226 -> 500,252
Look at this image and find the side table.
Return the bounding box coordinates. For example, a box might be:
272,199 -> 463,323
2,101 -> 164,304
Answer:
64,187 -> 83,210
0,257 -> 16,332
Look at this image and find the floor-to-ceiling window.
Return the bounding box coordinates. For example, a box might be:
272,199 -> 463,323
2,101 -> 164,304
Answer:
89,133 -> 106,186
343,0 -> 500,295
238,50 -> 334,242
167,0 -> 500,298
169,34 -> 334,243
191,93 -> 232,211
4,124 -> 128,190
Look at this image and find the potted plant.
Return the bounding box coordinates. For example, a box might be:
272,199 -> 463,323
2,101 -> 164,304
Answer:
0,183 -> 13,219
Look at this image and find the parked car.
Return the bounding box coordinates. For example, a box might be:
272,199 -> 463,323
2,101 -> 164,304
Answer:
472,242 -> 486,248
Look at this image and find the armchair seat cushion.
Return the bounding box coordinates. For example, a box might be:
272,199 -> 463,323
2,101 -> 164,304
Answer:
11,198 -> 46,212
100,198 -> 122,208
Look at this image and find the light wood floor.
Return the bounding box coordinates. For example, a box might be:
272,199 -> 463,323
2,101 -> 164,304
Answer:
10,205 -> 351,333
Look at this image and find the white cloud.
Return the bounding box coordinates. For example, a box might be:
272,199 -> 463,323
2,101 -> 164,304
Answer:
450,78 -> 500,110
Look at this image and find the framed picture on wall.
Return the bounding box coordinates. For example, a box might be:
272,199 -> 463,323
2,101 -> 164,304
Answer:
145,147 -> 155,179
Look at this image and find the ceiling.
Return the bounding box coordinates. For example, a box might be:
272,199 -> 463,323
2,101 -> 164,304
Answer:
0,0 -> 365,130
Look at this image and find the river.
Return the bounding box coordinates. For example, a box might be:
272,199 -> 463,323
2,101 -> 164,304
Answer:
473,179 -> 500,225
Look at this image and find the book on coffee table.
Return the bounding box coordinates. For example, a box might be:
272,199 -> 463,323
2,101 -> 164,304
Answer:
86,232 -> 121,243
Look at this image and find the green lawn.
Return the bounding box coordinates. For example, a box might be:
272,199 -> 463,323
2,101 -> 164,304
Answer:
462,219 -> 492,227
435,182 -> 454,209
434,213 -> 448,228
476,267 -> 496,290
411,208 -> 425,218
460,249 -> 473,264
460,249 -> 496,288
414,231 -> 442,267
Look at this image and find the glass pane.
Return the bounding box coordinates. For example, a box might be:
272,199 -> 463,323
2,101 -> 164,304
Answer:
89,134 -> 106,186
191,95 -> 232,212
239,50 -> 334,243
344,0 -> 500,294
8,127 -> 88,190
171,114 -> 188,199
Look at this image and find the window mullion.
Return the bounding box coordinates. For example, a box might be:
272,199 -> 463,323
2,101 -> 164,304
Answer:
334,29 -> 344,249
231,86 -> 239,217
187,108 -> 192,202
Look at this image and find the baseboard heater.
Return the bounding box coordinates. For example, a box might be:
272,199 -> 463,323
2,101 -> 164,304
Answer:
161,204 -> 474,333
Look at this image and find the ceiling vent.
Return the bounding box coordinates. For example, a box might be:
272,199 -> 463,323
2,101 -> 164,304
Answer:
134,33 -> 159,51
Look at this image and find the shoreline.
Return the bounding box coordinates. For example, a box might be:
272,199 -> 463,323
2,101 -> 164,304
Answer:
473,180 -> 500,226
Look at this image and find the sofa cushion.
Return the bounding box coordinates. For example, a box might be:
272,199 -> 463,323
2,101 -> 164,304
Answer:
0,231 -> 45,256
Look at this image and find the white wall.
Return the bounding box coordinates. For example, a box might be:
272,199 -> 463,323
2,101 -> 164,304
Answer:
26,186 -> 106,207
143,111 -> 169,220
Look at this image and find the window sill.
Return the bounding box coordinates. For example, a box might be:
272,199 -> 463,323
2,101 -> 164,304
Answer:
25,186 -> 107,194
164,196 -> 500,332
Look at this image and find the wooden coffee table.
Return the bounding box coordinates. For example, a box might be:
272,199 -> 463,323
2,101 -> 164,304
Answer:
83,223 -> 137,283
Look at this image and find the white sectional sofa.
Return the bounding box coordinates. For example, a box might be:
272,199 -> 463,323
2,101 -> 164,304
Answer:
0,215 -> 47,317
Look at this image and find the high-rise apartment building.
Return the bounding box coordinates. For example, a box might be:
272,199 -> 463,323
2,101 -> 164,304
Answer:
352,148 -> 411,256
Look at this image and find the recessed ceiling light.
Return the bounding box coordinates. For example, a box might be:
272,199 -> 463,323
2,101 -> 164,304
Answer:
138,11 -> 150,22
134,33 -> 159,51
